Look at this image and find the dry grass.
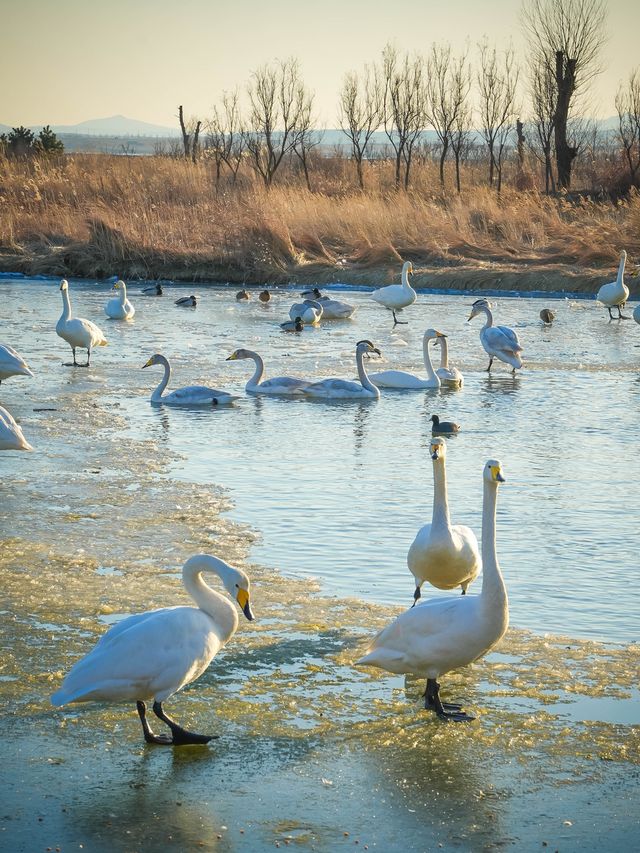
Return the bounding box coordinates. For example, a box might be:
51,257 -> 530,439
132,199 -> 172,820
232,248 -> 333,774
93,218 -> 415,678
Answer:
1,153 -> 638,291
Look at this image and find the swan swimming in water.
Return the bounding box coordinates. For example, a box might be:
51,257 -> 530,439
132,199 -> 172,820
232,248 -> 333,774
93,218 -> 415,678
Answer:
435,335 -> 464,388
300,288 -> 356,319
369,329 -> 445,389
371,261 -> 417,325
302,340 -> 381,400
0,343 -> 33,384
596,251 -> 630,319
143,353 -> 238,406
105,280 -> 135,320
407,437 -> 480,602
0,403 -> 33,451
357,459 -> 508,721
51,554 -> 254,745
226,348 -> 310,395
467,298 -> 523,373
56,280 -> 108,367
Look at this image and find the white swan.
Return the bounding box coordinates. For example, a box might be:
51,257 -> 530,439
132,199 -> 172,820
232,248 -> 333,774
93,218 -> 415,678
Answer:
302,340 -> 381,400
435,335 -> 464,388
467,298 -> 523,373
56,280 -> 108,366
0,404 -> 33,451
0,343 -> 33,384
371,261 -> 417,325
301,288 -> 356,319
105,279 -> 135,320
407,437 -> 480,603
288,299 -> 323,325
143,353 -> 238,406
226,348 -> 310,395
51,553 -> 254,744
357,459 -> 508,721
596,251 -> 630,319
369,329 -> 445,389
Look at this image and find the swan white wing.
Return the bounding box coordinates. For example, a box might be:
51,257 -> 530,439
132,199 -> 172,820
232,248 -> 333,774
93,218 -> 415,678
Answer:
253,376 -> 310,394
369,370 -> 436,389
303,378 -> 365,397
163,384 -> 236,405
371,284 -> 416,309
318,298 -> 356,319
0,404 -> 33,451
436,366 -> 463,387
51,606 -> 220,704
483,325 -> 522,354
0,343 -> 33,377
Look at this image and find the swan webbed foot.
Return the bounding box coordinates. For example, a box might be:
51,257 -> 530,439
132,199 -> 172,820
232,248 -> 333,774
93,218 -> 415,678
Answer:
137,700 -> 172,745
424,679 -> 474,722
152,700 -> 217,746
392,310 -> 408,326
460,588 -> 466,595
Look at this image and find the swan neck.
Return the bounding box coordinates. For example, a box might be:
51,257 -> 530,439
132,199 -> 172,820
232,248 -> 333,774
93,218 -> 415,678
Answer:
60,288 -> 71,320
617,254 -> 626,283
480,480 -> 506,606
481,305 -> 493,329
439,336 -> 450,370
431,459 -> 451,529
152,358 -> 170,401
182,558 -> 238,643
246,352 -> 265,390
119,284 -> 127,304
356,348 -> 376,392
422,336 -> 439,382
401,267 -> 415,293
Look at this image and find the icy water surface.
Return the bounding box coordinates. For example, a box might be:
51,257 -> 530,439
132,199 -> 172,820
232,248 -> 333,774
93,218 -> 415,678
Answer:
1,276 -> 639,851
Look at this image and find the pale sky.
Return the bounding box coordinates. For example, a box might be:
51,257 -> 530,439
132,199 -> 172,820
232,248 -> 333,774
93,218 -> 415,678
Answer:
3,0 -> 639,128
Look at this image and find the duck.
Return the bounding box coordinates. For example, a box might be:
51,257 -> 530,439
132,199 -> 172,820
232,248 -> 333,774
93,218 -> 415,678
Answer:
0,343 -> 33,384
371,261 -> 417,325
0,403 -> 33,451
300,288 -> 356,319
302,340 -> 381,400
226,348 -> 310,395
467,298 -> 523,373
258,290 -> 271,304
539,308 -> 556,325
357,459 -> 508,722
141,283 -> 163,296
280,317 -> 304,332
236,289 -> 249,301
435,335 -> 464,388
288,299 -> 323,325
105,279 -> 135,320
175,295 -> 197,307
56,279 -> 108,367
51,554 -> 254,745
142,353 -> 238,406
407,437 -> 480,603
596,251 -> 630,319
430,414 -> 460,434
369,329 -> 445,389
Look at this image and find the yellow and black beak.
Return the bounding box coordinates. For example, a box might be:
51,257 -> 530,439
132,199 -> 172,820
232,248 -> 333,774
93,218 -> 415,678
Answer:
226,352 -> 237,361
236,588 -> 254,621
491,464 -> 505,483
142,357 -> 154,369
430,444 -> 441,461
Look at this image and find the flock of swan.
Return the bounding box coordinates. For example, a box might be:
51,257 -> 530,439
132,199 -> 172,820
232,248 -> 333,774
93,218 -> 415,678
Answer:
0,251 -> 636,743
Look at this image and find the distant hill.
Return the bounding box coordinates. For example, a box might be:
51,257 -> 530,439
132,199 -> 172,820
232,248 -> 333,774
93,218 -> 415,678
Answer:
46,115 -> 180,137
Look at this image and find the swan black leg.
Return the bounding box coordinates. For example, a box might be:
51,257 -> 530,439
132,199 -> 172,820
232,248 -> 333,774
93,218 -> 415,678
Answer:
607,307 -> 614,320
152,700 -> 217,745
618,305 -> 631,320
424,679 -> 474,721
486,357 -> 493,372
392,310 -> 408,326
137,700 -> 173,744
412,586 -> 421,607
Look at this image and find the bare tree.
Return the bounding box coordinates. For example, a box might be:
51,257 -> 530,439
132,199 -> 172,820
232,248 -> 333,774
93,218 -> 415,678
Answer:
522,0 -> 607,189
450,98 -> 473,193
615,69 -> 640,186
380,44 -> 427,190
339,67 -> 382,190
177,105 -> 202,163
529,56 -> 557,192
207,90 -> 246,185
292,95 -> 323,192
243,58 -> 312,188
426,45 -> 471,188
477,42 -> 519,191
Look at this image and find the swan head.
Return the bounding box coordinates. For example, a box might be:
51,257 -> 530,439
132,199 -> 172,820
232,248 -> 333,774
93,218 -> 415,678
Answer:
142,353 -> 165,369
468,298 -> 490,322
226,348 -> 254,361
424,328 -> 447,342
484,459 -> 505,484
113,280 -> 125,291
356,339 -> 381,356
402,261 -> 413,276
430,436 -> 446,461
226,569 -> 254,621
59,279 -> 69,292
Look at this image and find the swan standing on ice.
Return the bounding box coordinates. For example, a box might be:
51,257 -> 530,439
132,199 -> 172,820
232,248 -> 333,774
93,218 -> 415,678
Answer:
302,340 -> 381,400
52,554 -> 254,745
435,335 -> 464,388
142,353 -> 238,406
56,280 -> 108,367
371,261 -> 417,325
0,404 -> 33,451
288,299 -> 323,325
596,251 -> 630,319
301,288 -> 356,319
357,459 -> 508,721
226,348 -> 310,395
407,437 -> 480,603
369,329 -> 445,389
0,343 -> 33,384
105,280 -> 135,320
467,298 -> 523,373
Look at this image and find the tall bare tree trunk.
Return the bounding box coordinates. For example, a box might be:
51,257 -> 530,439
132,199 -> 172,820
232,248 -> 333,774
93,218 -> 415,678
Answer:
191,121 -> 201,164
178,105 -> 190,159
554,51 -> 578,188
